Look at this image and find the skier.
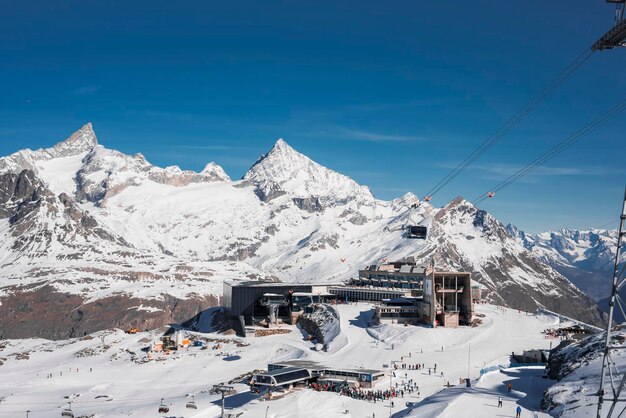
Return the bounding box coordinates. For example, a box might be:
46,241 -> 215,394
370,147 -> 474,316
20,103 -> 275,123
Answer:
498,396 -> 503,408
507,382 -> 512,393
516,405 -> 522,417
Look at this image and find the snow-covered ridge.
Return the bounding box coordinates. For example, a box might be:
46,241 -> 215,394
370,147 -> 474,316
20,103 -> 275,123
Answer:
0,122 -> 97,176
76,145 -> 231,205
0,123 -> 232,205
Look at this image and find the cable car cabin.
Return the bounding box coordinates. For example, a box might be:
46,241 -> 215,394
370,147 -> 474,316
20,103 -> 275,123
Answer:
406,225 -> 427,239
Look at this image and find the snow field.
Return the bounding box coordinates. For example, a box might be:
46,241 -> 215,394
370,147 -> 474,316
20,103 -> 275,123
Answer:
0,304 -> 560,417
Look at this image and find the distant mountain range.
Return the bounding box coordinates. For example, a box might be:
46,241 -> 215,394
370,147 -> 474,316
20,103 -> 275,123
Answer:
506,225 -> 623,301
507,225 -> 624,321
0,124 -> 606,339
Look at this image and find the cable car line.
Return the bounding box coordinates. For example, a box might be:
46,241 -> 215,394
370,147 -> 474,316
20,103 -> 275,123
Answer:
423,47 -> 595,202
473,98 -> 626,205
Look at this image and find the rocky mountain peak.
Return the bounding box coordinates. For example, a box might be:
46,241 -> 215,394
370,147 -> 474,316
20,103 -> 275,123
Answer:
392,192 -> 422,210
201,162 -> 231,181
272,137 -> 291,152
0,123 -> 98,176
243,138 -> 373,204
55,122 -> 98,155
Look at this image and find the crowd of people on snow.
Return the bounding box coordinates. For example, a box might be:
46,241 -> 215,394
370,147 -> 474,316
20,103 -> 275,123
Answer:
309,381 -> 406,403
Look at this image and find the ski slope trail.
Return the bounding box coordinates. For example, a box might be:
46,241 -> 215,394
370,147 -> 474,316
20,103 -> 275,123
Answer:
400,366 -> 552,417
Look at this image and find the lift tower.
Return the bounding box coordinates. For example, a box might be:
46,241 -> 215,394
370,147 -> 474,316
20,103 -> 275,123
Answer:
597,188 -> 626,418
592,0 -> 626,51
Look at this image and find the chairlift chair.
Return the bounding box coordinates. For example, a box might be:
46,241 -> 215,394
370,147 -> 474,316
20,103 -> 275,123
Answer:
186,395 -> 198,409
158,398 -> 169,413
61,403 -> 74,417
487,192 -> 495,198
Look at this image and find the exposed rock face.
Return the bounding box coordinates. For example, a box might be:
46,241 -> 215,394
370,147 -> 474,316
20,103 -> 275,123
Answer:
0,286 -> 218,340
252,180 -> 286,202
297,303 -> 341,345
293,197 -> 323,213
0,170 -> 127,256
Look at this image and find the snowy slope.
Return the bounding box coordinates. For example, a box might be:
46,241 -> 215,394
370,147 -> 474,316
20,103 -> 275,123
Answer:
0,304 -> 562,418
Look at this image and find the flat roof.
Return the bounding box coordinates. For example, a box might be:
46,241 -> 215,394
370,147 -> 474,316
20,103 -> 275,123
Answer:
382,297 -> 422,303
432,271 -> 472,276
271,360 -> 322,369
271,360 -> 383,376
226,281 -> 344,288
329,286 -> 412,292
292,292 -> 335,296
257,366 -> 307,377
322,368 -> 385,375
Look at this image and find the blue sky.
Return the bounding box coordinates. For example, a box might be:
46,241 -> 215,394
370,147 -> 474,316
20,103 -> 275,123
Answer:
0,0 -> 624,232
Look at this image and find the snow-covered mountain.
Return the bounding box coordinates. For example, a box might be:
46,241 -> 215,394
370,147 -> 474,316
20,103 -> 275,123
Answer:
0,124 -> 605,338
243,138 -> 373,206
506,225 -> 624,302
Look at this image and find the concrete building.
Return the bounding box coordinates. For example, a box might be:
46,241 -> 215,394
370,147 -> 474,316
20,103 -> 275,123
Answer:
222,281 -> 336,334
252,360 -> 386,389
427,271 -> 473,327
328,286 -> 411,302
365,260 -> 473,328
353,258 -> 428,291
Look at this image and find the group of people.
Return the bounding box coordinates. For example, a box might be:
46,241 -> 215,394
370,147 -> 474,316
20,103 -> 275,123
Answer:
309,382 -> 400,404
397,362 -> 425,371
394,379 -> 420,397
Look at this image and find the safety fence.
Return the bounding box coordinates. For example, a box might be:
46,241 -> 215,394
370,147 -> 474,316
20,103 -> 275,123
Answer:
479,362 -> 547,376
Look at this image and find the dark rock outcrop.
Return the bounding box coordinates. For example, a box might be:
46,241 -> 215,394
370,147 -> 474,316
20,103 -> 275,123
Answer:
0,285 -> 219,340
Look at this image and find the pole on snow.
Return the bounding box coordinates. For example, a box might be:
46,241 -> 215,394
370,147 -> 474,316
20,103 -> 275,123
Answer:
596,187 -> 626,418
